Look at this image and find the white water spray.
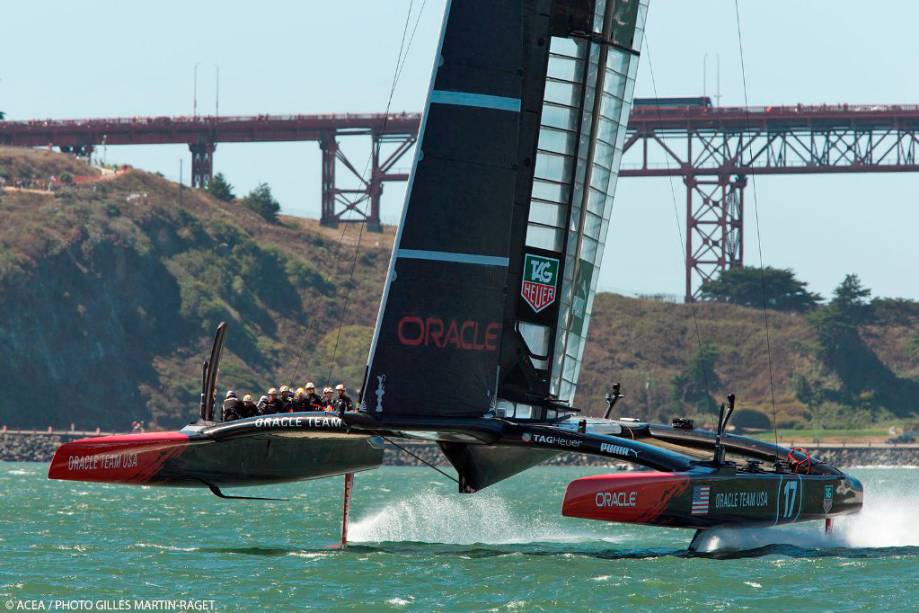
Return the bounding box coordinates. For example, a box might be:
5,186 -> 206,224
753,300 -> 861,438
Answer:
351,473 -> 919,551
695,492 -> 919,553
349,490 -> 619,545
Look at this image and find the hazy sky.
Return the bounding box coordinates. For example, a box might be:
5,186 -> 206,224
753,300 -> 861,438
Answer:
2,1 -> 918,300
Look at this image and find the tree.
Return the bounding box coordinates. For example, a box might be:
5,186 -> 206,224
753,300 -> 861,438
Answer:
241,182 -> 280,222
802,274 -> 919,416
830,273 -> 872,325
671,341 -> 721,414
206,172 -> 235,202
907,331 -> 919,358
699,266 -> 821,312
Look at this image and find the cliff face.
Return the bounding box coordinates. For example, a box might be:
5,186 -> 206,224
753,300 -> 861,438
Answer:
0,147 -> 390,428
1,148 -> 916,429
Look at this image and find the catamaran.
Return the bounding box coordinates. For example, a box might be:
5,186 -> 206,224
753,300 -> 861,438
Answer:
48,0 -> 862,550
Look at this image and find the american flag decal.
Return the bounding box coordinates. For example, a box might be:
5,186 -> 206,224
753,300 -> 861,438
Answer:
691,486 -> 710,515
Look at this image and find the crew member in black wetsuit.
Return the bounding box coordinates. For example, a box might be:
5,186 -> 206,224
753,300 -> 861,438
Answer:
241,394 -> 258,418
222,390 -> 243,421
320,387 -> 336,411
303,382 -> 323,410
334,384 -> 354,413
279,386 -> 295,412
258,388 -> 284,414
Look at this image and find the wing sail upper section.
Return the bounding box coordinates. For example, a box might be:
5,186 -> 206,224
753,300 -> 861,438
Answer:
363,1 -> 533,418
501,0 -> 649,414
549,0 -> 648,405
363,1 -> 648,420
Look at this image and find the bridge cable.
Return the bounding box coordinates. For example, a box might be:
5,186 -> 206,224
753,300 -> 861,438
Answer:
642,33 -> 716,413
733,0 -> 781,458
325,0 -> 425,387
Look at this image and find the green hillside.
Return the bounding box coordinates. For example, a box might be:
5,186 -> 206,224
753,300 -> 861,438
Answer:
1,147 -> 916,430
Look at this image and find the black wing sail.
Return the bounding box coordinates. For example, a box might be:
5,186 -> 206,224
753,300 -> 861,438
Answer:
363,0 -> 647,420
363,1 -> 532,418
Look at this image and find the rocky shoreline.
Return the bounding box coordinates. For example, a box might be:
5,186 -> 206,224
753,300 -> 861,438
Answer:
3,434 -> 918,468
0,434 -> 63,463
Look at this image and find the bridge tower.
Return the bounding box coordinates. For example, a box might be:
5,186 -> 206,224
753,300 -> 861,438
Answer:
318,129 -> 415,232
684,174 -> 745,302
189,141 -> 215,188
319,133 -> 339,228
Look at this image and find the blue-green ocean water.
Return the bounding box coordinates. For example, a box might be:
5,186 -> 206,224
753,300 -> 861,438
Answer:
1,464 -> 918,611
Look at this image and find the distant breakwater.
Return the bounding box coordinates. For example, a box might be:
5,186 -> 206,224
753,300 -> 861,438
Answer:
3,433 -> 918,468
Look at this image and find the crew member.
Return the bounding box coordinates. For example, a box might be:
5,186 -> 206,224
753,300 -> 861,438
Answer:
279,385 -> 295,412
303,382 -> 323,410
259,388 -> 284,414
222,390 -> 243,421
320,387 -> 336,412
334,383 -> 354,413
241,394 -> 258,418
292,387 -> 308,411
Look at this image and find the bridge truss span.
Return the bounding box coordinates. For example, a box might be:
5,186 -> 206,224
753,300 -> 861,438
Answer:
621,103 -> 919,299
4,104 -> 919,300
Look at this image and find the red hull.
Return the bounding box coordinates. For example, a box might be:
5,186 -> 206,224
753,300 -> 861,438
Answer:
562,472 -> 690,524
48,432 -> 194,484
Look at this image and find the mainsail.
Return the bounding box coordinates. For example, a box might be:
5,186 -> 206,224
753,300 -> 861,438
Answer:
363,0 -> 647,419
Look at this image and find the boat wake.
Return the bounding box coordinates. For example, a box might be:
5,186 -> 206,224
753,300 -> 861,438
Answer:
351,488 -> 919,557
692,493 -> 919,553
349,490 -> 618,545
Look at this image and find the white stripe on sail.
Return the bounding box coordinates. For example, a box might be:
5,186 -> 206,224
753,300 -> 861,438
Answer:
430,90 -> 521,113
397,249 -> 509,268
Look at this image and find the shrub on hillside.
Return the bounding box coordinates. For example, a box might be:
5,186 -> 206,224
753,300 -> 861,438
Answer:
206,172 -> 235,202
871,297 -> 919,326
731,408 -> 772,431
240,182 -> 280,222
670,341 -> 721,414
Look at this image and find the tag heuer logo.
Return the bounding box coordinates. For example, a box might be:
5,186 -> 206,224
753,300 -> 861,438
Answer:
823,485 -> 833,513
521,253 -> 559,313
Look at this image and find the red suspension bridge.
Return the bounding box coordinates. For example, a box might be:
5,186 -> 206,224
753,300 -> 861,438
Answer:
3,101 -> 919,300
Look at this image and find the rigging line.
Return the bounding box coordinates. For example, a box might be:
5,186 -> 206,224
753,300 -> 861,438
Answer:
394,0 -> 429,87
324,216 -> 368,386
289,1 -> 424,388
324,0 -> 423,387
733,0 -> 780,458
357,0 -> 418,185
284,220 -> 352,386
382,436 -> 460,485
643,34 -> 715,402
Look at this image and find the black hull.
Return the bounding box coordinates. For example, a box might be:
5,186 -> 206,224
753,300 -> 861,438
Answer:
49,413 -> 384,488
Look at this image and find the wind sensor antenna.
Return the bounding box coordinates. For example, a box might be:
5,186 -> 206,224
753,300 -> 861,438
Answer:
200,322 -> 228,422
199,360 -> 210,421
712,393 -> 736,465
603,383 -> 623,419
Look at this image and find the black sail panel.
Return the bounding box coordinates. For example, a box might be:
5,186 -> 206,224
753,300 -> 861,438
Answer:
364,0 -> 647,420
363,1 -> 528,418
